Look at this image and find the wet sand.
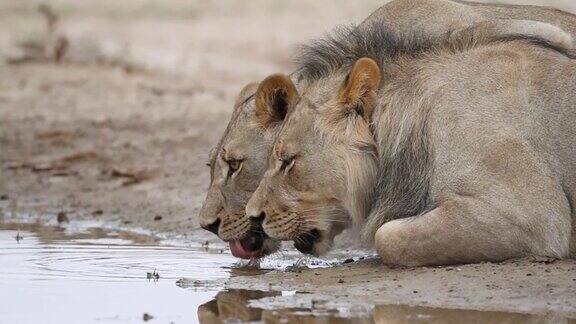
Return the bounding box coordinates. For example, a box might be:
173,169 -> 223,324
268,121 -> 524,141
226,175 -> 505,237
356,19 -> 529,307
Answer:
1,0 -> 576,319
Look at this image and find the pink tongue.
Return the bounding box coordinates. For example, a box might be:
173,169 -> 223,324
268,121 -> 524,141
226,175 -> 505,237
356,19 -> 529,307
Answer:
229,240 -> 260,259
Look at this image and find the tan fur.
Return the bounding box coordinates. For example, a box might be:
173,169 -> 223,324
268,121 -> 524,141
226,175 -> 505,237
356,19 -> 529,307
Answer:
246,26 -> 576,265
198,0 -> 576,255
364,0 -> 576,42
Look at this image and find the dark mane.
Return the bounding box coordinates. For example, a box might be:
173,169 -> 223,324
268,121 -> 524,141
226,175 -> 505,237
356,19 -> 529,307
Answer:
295,22 -> 575,83
294,23 -> 434,82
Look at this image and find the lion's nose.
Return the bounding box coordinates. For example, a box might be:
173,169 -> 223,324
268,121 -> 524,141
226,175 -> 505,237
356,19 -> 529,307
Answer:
245,204 -> 264,220
201,218 -> 221,235
251,212 -> 266,227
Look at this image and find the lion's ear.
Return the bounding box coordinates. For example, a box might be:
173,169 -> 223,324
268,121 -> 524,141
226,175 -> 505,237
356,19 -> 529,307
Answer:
339,57 -> 381,122
254,74 -> 297,128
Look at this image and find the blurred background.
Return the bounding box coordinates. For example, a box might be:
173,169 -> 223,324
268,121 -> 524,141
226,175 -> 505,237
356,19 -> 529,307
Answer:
1,1 -> 575,239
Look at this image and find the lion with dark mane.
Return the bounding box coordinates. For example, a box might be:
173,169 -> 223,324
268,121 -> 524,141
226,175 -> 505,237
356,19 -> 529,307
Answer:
198,0 -> 576,261
245,19 -> 576,265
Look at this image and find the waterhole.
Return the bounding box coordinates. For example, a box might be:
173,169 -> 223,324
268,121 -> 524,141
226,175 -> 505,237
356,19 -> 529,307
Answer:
1,221 -> 574,324
0,221 -> 362,324
0,222 -> 241,323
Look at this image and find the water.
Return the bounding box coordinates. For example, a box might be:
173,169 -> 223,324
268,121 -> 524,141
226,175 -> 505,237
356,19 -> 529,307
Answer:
0,221 -> 364,324
1,221 -> 574,324
0,222 -> 237,323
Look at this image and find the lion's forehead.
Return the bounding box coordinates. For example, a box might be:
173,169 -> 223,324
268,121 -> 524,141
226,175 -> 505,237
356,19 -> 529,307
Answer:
261,93 -> 313,157
302,79 -> 340,105
222,115 -> 264,150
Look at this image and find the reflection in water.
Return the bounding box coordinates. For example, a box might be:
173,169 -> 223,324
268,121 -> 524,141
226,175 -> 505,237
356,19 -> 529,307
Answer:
197,290 -> 576,324
227,265 -> 273,277
261,308 -> 373,324
373,305 -> 576,324
198,289 -> 280,323
197,289 -> 371,324
0,221 -> 158,245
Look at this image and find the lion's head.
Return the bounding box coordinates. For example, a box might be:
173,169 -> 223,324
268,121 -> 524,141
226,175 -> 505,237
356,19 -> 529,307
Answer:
198,76 -> 298,259
246,58 -> 380,256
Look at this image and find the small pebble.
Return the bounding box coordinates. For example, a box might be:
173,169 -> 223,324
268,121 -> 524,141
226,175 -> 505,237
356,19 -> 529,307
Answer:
143,313 -> 153,321
146,270 -> 160,280
57,212 -> 69,223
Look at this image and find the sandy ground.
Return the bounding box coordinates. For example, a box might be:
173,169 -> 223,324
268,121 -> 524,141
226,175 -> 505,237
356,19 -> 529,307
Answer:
1,0 -> 576,318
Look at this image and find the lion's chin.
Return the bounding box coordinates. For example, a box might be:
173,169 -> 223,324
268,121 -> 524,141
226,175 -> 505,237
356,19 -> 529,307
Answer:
293,229 -> 321,254
293,223 -> 347,256
292,228 -> 335,256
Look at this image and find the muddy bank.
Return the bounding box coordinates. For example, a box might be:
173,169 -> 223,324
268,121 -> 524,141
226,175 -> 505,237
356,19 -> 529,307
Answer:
226,257 -> 576,318
0,63 -> 224,242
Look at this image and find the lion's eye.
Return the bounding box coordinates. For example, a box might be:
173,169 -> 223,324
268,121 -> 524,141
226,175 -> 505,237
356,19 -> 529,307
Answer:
279,156 -> 295,173
224,159 -> 243,179
228,160 -> 241,171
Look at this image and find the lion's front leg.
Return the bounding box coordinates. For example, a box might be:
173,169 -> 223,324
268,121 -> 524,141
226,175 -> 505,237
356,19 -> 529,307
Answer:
374,193 -> 570,266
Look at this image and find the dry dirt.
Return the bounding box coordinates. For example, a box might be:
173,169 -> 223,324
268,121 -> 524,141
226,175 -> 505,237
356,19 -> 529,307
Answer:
1,0 -> 576,319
